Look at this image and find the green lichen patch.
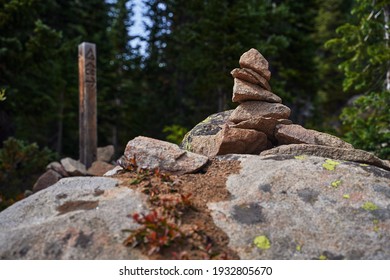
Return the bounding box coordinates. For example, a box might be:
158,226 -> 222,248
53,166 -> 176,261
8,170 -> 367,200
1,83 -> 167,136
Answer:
322,159 -> 340,171
294,155 -> 306,160
343,194 -> 350,199
319,255 -> 327,260
296,245 -> 302,252
359,163 -> 369,167
253,235 -> 271,250
331,180 -> 342,188
361,202 -> 379,211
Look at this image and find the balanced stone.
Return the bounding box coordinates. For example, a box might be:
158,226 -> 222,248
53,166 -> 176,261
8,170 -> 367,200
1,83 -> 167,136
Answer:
239,48 -> 271,80
215,124 -> 268,155
229,101 -> 291,123
230,68 -> 271,91
275,124 -> 354,149
231,117 -> 292,140
232,78 -> 281,103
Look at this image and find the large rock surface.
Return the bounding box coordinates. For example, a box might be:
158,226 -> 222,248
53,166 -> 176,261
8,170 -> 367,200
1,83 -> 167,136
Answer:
232,78 -> 281,103
229,101 -> 291,123
0,177 -> 149,259
1,154 -> 389,260
260,144 -> 390,171
209,154 -> 390,259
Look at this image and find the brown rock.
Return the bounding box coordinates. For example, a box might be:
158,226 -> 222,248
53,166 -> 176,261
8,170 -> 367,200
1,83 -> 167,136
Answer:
46,161 -> 69,177
60,158 -> 87,176
231,117 -> 292,140
232,78 -> 281,103
215,124 -> 268,155
239,48 -> 271,80
87,161 -> 115,176
229,101 -> 291,123
260,144 -> 390,171
33,170 -> 62,193
275,124 -> 354,149
121,136 -> 208,174
97,145 -> 115,162
230,68 -> 271,91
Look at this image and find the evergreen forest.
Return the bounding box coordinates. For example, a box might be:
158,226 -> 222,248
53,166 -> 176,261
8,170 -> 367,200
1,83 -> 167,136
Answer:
0,0 -> 389,207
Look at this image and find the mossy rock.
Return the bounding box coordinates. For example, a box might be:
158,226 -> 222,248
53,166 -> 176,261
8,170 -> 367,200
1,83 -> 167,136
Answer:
180,110 -> 233,154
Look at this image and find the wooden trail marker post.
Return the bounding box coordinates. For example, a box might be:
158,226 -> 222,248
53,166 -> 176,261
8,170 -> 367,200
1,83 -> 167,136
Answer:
78,42 -> 97,168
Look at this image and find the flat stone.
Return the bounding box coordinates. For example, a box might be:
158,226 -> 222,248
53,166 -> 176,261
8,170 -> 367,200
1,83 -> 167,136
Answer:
46,161 -> 69,177
232,78 -> 281,103
275,124 -> 354,149
97,145 -> 115,162
229,101 -> 291,123
239,48 -> 271,80
0,177 -> 148,259
231,117 -> 292,140
87,161 -> 115,176
230,68 -> 271,91
60,158 -> 87,176
216,125 -> 268,155
260,144 -> 390,171
32,170 -> 62,193
121,136 -> 208,174
103,166 -> 124,177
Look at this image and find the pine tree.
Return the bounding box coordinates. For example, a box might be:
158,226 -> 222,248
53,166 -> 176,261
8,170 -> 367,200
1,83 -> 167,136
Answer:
326,0 -> 390,158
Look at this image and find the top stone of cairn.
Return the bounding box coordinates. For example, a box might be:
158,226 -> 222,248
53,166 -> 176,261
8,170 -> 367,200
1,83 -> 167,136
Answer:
239,48 -> 270,81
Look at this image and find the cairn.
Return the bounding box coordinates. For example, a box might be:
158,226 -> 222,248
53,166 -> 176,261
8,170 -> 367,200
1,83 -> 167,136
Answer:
227,48 -> 293,151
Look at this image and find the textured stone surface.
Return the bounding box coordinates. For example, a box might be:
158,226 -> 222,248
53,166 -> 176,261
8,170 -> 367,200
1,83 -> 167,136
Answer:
260,144 -> 390,171
229,101 -> 291,123
232,78 -> 281,103
122,136 -> 208,174
103,166 -> 124,177
275,124 -> 353,149
181,110 -> 233,154
209,154 -> 390,259
97,145 -> 115,162
87,161 -> 115,176
215,125 -> 268,156
231,117 -> 292,140
60,158 -> 87,176
239,48 -> 271,80
46,161 -> 69,177
32,170 -> 62,193
0,177 -> 148,259
230,68 -> 271,91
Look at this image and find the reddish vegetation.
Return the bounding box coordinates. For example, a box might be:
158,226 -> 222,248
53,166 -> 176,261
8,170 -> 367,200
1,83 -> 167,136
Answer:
114,159 -> 241,260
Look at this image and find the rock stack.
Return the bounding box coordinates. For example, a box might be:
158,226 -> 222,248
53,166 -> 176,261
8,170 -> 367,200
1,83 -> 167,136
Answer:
181,48 -> 358,157
227,48 -> 292,151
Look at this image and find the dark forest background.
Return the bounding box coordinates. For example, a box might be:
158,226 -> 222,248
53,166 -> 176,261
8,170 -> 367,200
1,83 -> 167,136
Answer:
0,0 -> 389,206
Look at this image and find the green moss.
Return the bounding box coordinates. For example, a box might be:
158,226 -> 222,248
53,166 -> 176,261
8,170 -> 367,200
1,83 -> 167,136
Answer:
319,255 -> 327,260
331,180 -> 342,188
322,159 -> 340,171
343,194 -> 350,199
294,155 -> 306,160
361,202 -> 379,211
253,235 -> 271,250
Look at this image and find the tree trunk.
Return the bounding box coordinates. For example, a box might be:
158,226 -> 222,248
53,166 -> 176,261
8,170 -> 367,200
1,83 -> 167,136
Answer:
384,4 -> 390,91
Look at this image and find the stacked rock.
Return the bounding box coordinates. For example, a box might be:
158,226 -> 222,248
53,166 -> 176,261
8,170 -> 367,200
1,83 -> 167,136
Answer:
226,48 -> 292,152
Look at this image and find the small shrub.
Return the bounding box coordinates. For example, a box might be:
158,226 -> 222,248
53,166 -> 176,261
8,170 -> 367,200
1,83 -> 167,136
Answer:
0,137 -> 57,210
163,124 -> 188,145
340,91 -> 390,159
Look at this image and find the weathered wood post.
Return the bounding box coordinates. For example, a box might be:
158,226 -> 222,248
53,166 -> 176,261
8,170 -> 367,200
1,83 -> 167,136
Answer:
78,42 -> 97,168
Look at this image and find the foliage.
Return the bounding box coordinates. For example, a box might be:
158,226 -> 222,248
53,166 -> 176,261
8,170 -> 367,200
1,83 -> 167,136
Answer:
0,137 -> 57,211
0,89 -> 6,101
163,124 -> 188,144
340,92 -> 390,158
326,0 -> 390,158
